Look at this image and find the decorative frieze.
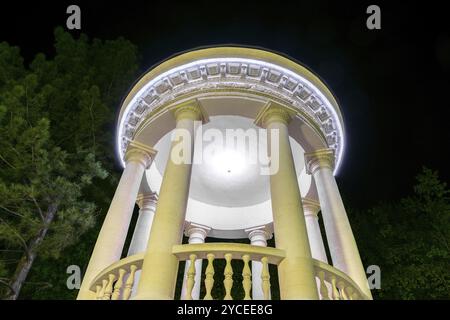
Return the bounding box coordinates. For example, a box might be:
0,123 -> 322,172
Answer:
118,59 -> 343,168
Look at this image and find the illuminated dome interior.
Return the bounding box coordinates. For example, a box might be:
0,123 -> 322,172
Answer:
145,115 -> 311,237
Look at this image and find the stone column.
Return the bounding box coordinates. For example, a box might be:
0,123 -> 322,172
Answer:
77,141 -> 155,299
126,192 -> 158,299
302,198 -> 328,263
255,103 -> 319,300
245,226 -> 273,300
180,223 -> 210,300
127,192 -> 158,256
305,148 -> 372,299
135,100 -> 205,299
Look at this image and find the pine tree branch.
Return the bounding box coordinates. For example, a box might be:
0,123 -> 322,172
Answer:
0,279 -> 15,296
0,259 -> 21,265
6,204 -> 57,299
0,153 -> 16,169
0,205 -> 25,219
0,217 -> 29,254
23,281 -> 52,288
28,195 -> 44,222
0,204 -> 41,226
8,145 -> 21,157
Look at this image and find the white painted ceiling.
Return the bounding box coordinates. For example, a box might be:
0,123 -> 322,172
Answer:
148,116 -> 310,208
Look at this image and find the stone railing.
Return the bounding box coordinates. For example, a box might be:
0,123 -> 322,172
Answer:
89,253 -> 144,300
312,259 -> 371,300
87,245 -> 370,300
172,243 -> 286,300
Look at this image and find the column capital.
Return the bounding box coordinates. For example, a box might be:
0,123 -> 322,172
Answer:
245,225 -> 273,244
125,140 -> 157,169
254,101 -> 295,128
304,148 -> 335,175
171,99 -> 209,123
136,192 -> 158,209
184,221 -> 211,240
302,198 -> 321,218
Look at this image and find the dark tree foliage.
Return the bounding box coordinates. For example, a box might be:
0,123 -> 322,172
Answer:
0,28 -> 139,299
352,167 -> 450,299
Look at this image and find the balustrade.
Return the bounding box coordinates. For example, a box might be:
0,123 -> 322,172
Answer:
90,253 -> 143,300
88,244 -> 370,300
172,243 -> 285,300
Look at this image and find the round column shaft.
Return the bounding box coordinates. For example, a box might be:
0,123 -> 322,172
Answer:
126,192 -> 158,299
305,148 -> 372,299
246,227 -> 272,300
257,103 -> 319,300
127,192 -> 158,256
302,198 -> 328,263
77,141 -> 155,299
135,101 -> 204,299
180,223 -> 210,300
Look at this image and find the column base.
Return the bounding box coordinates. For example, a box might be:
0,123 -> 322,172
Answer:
278,257 -> 319,300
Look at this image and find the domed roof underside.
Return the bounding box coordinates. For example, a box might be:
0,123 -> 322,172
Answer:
145,115 -> 311,236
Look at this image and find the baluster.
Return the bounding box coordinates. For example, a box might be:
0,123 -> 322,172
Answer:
122,264 -> 137,300
223,253 -> 233,300
338,281 -> 348,300
242,254 -> 252,300
330,276 -> 340,300
98,279 -> 108,300
203,253 -> 215,300
103,273 -> 116,300
95,284 -> 102,300
184,254 -> 197,300
261,256 -> 271,300
346,287 -> 354,300
318,271 -> 330,300
112,268 -> 126,300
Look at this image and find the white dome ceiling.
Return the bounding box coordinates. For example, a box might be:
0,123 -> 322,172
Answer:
146,115 -> 311,213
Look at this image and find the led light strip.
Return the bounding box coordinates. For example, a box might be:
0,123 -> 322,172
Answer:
116,57 -> 345,175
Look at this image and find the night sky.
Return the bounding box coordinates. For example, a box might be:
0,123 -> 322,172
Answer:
1,1 -> 449,208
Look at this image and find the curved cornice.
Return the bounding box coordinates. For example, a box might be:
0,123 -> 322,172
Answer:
117,47 -> 345,174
